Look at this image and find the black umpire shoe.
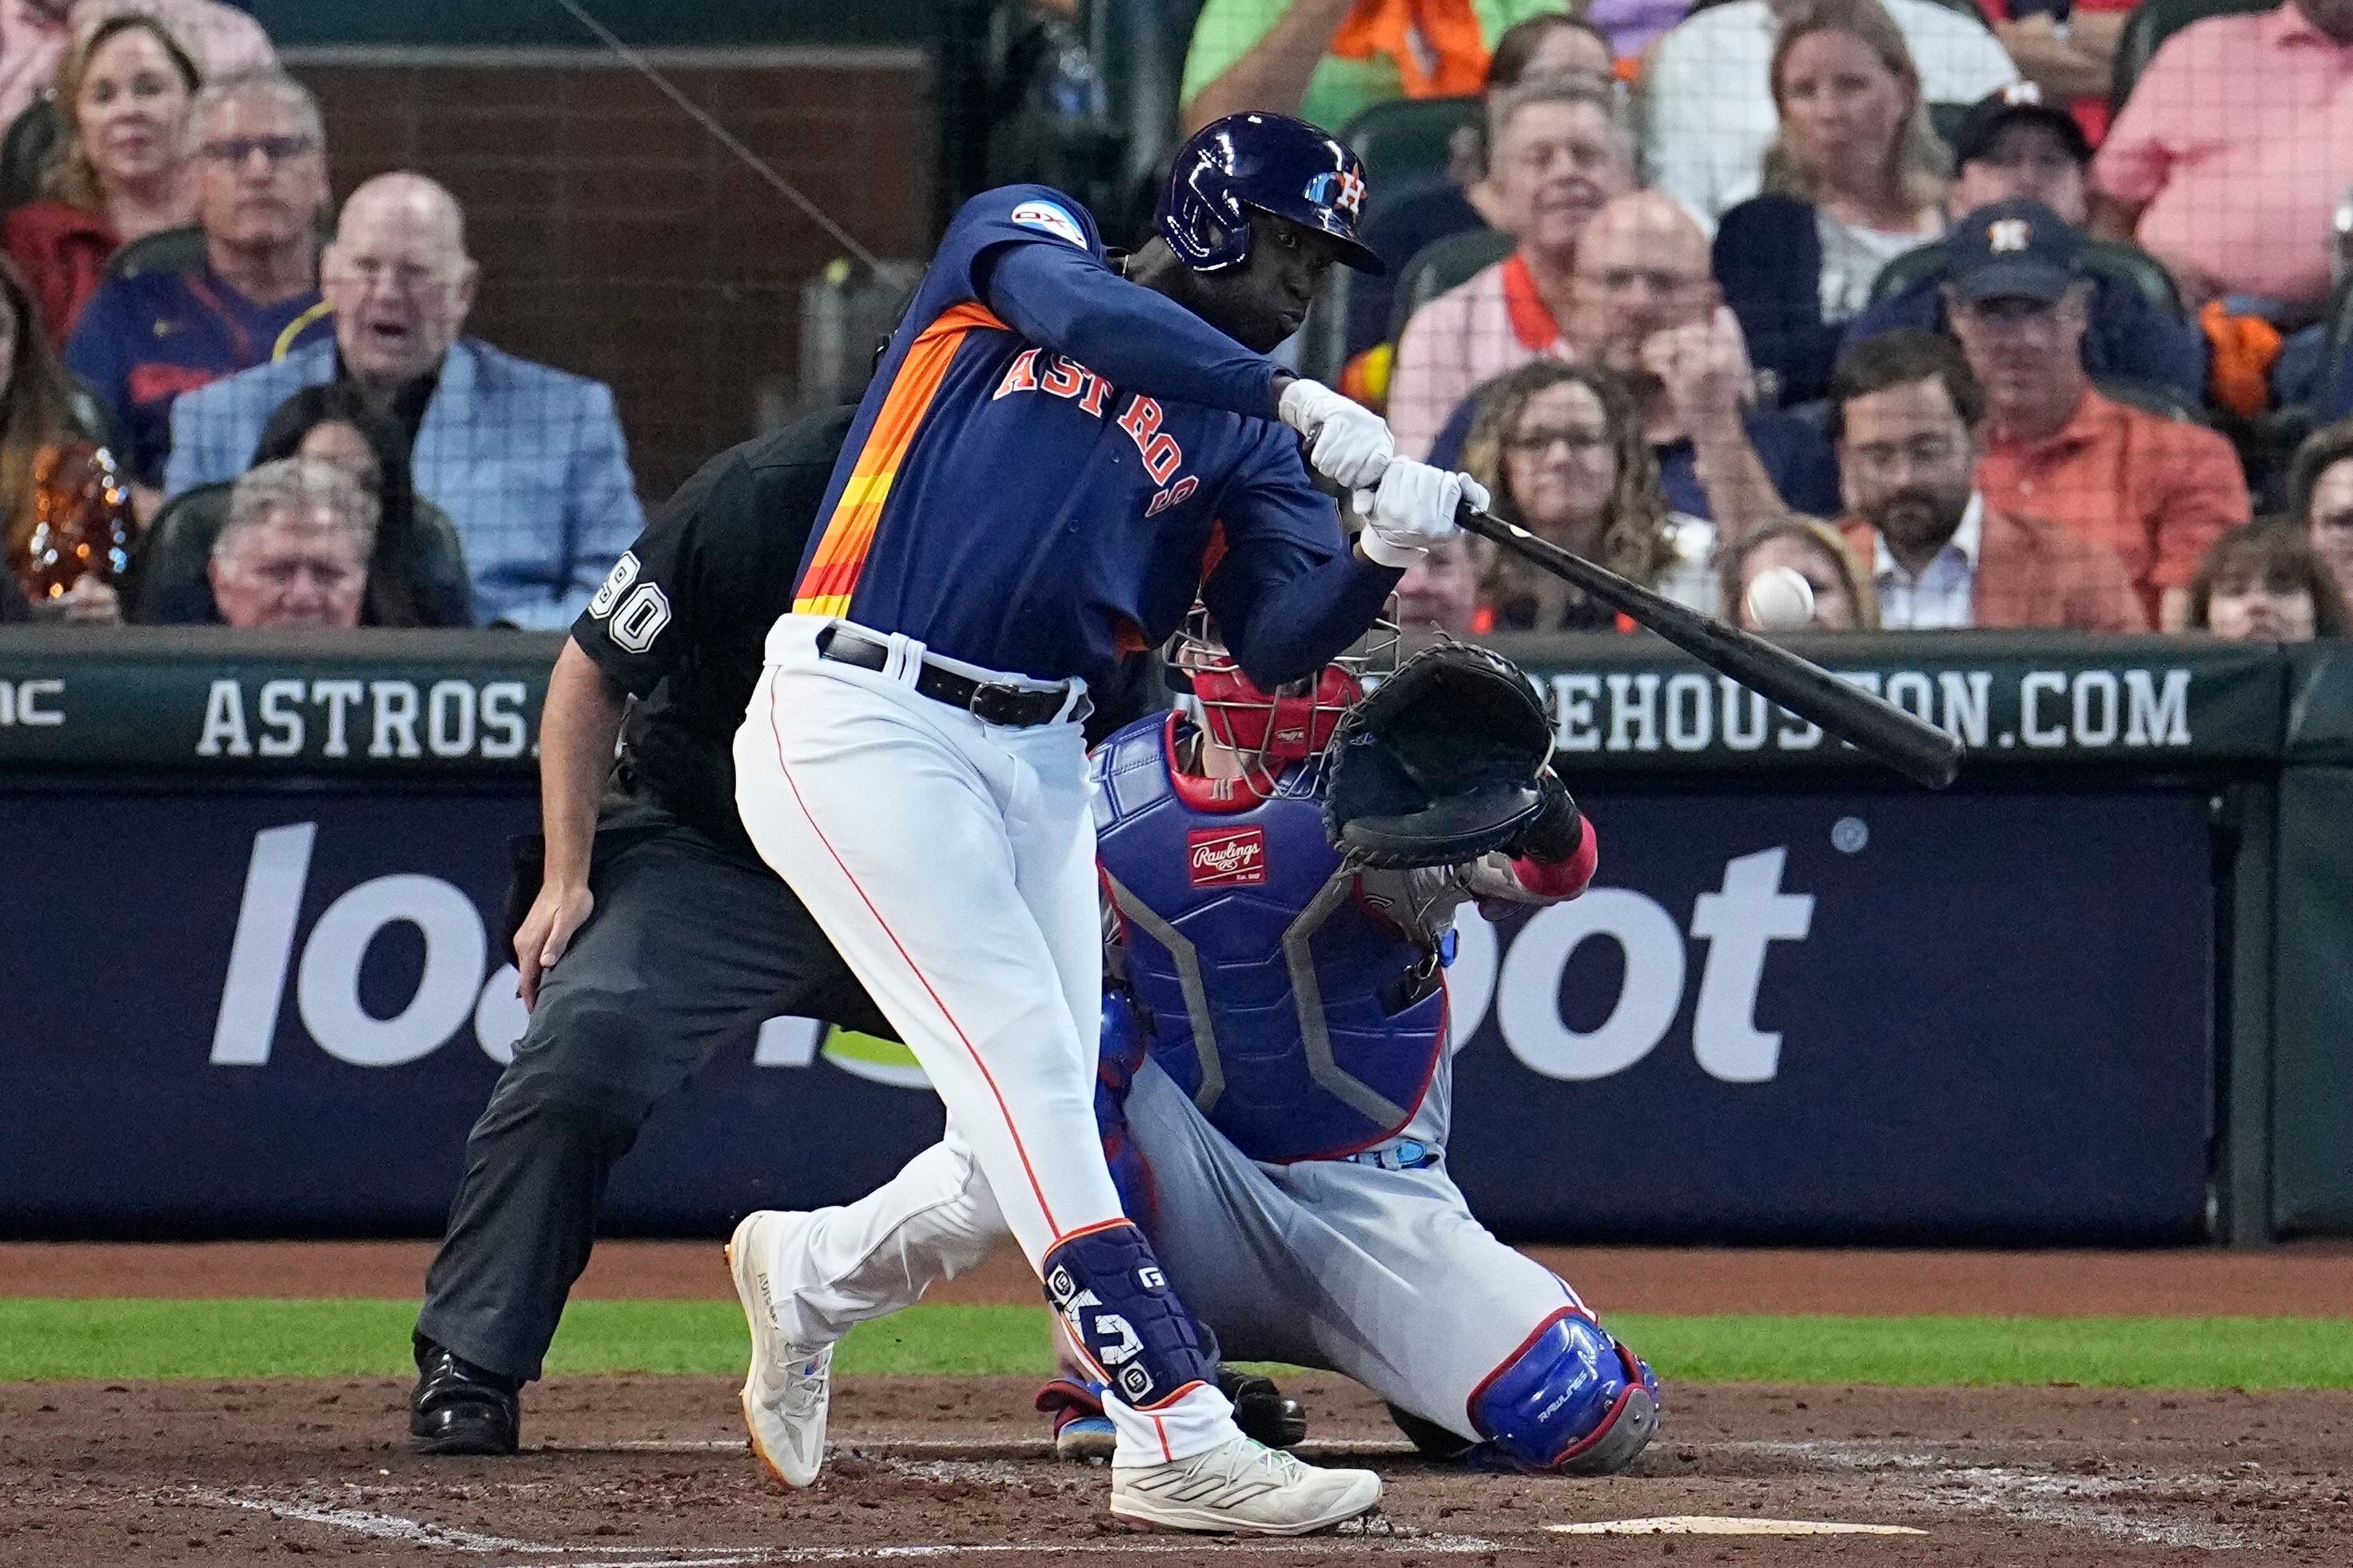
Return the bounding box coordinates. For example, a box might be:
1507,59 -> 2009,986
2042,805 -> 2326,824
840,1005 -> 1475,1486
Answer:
409,1335 -> 521,1455
1219,1367 -> 1308,1450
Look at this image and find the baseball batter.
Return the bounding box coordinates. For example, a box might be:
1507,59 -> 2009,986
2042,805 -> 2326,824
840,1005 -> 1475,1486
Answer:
1037,629 -> 1661,1475
727,113 -> 1479,1534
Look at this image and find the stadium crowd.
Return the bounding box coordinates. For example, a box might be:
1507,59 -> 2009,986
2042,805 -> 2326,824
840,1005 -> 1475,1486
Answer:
5,0 -> 2353,651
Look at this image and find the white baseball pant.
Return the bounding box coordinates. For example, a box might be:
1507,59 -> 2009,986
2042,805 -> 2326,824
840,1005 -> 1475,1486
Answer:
732,614 -> 1236,1464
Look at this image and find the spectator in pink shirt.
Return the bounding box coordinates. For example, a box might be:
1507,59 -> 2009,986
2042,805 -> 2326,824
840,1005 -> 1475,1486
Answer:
2090,0 -> 2353,321
0,0 -> 269,132
1388,71 -> 1637,459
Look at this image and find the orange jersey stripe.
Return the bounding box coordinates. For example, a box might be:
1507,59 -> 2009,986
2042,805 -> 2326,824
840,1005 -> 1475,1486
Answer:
791,301 -> 1009,615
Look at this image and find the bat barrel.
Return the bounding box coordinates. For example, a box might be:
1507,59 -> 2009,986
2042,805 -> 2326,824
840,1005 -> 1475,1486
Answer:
1453,505 -> 1961,789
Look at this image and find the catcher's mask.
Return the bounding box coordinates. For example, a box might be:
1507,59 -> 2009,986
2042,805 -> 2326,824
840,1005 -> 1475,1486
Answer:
1165,603 -> 1398,774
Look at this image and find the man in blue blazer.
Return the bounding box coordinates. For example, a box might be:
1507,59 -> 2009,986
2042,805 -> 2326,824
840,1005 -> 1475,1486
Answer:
164,173 -> 645,630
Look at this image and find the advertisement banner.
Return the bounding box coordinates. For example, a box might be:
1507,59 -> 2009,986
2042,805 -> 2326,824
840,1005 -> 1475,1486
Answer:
0,627 -> 2287,774
0,782 -> 2216,1243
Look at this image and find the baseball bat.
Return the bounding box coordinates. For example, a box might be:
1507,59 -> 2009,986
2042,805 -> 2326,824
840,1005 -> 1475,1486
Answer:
1453,503 -> 1961,789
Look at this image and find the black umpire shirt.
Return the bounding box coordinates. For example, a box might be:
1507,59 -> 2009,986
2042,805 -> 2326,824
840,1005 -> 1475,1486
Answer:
571,404 -> 858,864
570,404 -> 1157,866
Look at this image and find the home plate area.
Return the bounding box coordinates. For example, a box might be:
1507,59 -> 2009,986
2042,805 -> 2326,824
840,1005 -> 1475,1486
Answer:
6,1375 -> 2348,1566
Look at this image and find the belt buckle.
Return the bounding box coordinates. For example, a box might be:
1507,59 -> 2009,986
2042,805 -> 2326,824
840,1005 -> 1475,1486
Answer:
968,683 -> 1025,726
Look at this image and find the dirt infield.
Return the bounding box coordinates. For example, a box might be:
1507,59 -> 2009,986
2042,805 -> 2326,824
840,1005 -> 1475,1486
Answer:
10,1240 -> 2353,1314
8,1244 -> 2351,1563
4,1372 -> 2348,1566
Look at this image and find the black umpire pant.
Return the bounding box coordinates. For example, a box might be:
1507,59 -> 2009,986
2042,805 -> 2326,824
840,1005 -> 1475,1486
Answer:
416,780 -> 889,1383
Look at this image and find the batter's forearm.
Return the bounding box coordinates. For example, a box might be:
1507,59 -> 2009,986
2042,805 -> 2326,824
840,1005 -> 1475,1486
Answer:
539,639 -> 630,889
1220,549 -> 1402,688
985,243 -> 1278,418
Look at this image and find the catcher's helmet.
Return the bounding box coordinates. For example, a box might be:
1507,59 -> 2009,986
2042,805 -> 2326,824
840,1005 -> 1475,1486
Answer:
1156,112 -> 1384,276
1165,603 -> 1397,774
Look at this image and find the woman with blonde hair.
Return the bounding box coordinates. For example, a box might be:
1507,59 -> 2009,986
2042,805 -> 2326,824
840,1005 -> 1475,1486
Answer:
1459,358 -> 1674,632
2,11 -> 200,345
1718,515 -> 1880,631
1713,0 -> 1946,407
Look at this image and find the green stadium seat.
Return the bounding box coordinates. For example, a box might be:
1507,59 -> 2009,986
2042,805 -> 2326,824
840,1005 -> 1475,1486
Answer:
104,225 -> 206,281
1865,235 -> 2188,320
1925,101 -> 1973,150
1387,228 -> 1516,344
2112,0 -> 2277,119
1342,96 -> 1481,213
0,95 -> 58,212
2094,374 -> 2212,426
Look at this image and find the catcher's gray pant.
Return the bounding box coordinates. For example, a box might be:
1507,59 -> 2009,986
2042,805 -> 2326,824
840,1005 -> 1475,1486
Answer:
1118,1057 -> 1581,1445
416,789 -> 887,1383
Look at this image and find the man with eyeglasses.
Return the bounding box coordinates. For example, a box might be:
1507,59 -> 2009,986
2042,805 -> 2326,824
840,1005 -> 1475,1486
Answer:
166,170 -> 646,629
1426,191 -> 1841,607
1943,198 -> 2247,631
62,67 -> 330,502
1839,88 -> 2205,406
1829,328 -> 2140,631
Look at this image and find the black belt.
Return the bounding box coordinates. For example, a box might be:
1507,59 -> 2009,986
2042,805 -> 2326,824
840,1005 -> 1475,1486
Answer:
815,625 -> 1077,728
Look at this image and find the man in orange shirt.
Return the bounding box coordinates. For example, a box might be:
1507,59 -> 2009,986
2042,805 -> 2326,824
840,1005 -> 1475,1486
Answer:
1829,328 -> 2143,632
1942,198 -> 2247,629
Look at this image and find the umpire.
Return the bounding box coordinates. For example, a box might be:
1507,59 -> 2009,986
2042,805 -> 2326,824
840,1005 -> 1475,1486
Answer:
408,402 -> 896,1454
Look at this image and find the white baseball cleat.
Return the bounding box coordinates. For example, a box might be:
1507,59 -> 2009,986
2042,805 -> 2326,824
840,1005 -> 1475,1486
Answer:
727,1210 -> 832,1488
1110,1433 -> 1382,1535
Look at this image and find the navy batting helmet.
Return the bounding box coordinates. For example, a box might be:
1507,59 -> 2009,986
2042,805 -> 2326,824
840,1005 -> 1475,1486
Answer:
1157,112 -> 1384,277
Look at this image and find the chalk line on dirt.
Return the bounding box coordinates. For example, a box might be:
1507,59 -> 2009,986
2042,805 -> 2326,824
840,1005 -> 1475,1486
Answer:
1692,1438 -> 2255,1549
172,1484 -> 1503,1562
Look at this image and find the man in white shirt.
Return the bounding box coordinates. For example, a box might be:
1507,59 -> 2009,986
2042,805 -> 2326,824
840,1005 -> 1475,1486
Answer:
1640,0 -> 2019,229
1829,328 -> 2140,631
1872,491 -> 1983,628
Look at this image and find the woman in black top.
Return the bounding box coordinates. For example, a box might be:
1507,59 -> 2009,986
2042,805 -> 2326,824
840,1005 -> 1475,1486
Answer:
250,382 -> 472,627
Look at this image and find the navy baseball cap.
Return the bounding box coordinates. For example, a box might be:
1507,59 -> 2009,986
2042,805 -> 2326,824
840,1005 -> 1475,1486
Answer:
1949,84 -> 2091,176
1945,198 -> 2081,304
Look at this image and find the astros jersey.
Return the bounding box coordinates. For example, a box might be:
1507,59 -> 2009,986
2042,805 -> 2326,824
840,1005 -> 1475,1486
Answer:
790,185 -> 1353,689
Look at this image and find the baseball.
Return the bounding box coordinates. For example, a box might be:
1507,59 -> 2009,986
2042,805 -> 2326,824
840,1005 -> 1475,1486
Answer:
1742,565 -> 1815,631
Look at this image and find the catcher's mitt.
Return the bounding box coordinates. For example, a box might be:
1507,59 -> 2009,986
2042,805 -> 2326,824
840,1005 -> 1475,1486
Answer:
1321,641 -> 1555,868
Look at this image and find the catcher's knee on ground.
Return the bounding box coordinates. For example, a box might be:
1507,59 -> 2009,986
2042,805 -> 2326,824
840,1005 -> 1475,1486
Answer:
1464,1311 -> 1661,1475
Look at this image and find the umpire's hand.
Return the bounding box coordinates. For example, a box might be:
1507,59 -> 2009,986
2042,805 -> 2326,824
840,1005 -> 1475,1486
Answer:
516,882 -> 595,1009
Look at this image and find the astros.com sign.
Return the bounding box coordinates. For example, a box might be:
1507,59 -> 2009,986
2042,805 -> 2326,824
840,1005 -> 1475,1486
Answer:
205,823 -> 1815,1088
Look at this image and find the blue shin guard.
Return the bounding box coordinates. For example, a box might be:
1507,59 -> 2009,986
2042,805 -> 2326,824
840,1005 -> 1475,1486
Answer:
1467,1309 -> 1662,1475
1042,1221 -> 1214,1412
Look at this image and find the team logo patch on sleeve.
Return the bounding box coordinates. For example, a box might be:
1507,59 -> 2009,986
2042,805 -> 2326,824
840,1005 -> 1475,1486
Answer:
1188,826 -> 1267,887
1009,198 -> 1087,248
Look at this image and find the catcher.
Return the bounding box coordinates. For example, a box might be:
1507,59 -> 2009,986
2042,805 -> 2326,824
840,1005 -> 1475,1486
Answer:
735,623 -> 1659,1476
1035,619 -> 1662,1474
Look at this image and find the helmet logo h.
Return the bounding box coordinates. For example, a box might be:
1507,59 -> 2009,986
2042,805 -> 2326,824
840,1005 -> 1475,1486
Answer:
1306,170 -> 1366,218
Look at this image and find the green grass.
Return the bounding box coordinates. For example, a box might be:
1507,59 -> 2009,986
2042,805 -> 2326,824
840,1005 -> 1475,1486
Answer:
5,1300 -> 2352,1389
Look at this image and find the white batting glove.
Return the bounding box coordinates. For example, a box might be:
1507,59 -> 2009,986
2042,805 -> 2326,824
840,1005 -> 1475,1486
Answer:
1353,462 -> 1485,567
1277,376 -> 1395,491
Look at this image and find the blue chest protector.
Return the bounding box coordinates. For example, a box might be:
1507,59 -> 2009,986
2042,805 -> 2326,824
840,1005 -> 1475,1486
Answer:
1092,713 -> 1448,1164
